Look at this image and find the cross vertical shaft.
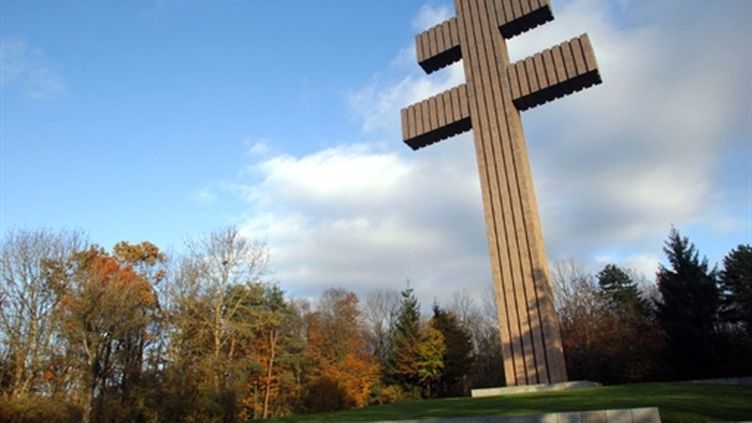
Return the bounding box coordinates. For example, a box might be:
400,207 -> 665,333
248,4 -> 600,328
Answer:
455,0 -> 564,385
400,0 -> 601,386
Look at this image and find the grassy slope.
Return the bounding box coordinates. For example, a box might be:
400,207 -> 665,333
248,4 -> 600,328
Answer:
270,382 -> 752,423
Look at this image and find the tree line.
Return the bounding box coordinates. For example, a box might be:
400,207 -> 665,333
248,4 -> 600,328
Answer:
1,226 -> 749,422
0,227 -> 497,422
554,229 -> 751,383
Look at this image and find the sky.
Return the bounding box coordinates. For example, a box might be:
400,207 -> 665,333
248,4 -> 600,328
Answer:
2,0 -> 751,307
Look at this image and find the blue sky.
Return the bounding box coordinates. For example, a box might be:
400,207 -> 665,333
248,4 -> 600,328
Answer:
1,1 -> 419,246
2,0 -> 750,304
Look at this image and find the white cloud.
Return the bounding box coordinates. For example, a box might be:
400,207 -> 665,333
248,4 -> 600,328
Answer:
245,145 -> 411,210
347,62 -> 465,135
244,139 -> 272,156
411,4 -> 452,31
517,0 -> 751,259
230,0 -> 750,307
236,141 -> 491,304
0,37 -> 65,99
623,254 -> 661,280
190,187 -> 217,203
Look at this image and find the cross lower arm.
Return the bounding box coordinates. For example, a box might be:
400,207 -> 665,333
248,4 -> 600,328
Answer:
401,84 -> 472,150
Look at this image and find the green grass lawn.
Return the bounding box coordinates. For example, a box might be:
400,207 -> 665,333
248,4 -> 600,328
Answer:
269,382 -> 752,423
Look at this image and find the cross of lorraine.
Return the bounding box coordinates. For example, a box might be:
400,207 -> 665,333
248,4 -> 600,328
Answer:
400,0 -> 602,386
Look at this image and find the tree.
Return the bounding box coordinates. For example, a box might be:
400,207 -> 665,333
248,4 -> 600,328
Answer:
655,229 -> 721,379
54,246 -> 160,423
596,264 -> 662,381
431,304 -> 473,396
552,260 -> 613,381
0,229 -> 86,398
416,323 -> 445,398
109,241 -> 166,413
720,244 -> 752,338
302,289 -> 379,413
597,264 -> 649,316
363,289 -> 401,364
449,287 -> 504,389
387,287 -> 422,391
257,286 -> 289,419
167,226 -> 271,421
553,260 -> 662,383
224,283 -> 302,420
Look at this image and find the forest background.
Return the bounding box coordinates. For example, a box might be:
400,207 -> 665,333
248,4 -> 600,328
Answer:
1,226 -> 750,422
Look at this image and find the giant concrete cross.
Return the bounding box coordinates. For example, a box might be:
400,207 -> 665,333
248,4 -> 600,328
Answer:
400,0 -> 601,386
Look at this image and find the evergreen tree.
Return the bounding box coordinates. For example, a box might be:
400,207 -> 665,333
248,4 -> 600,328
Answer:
720,244 -> 752,338
596,264 -> 650,316
592,263 -> 660,382
431,304 -> 473,396
655,228 -> 721,378
387,287 -> 422,390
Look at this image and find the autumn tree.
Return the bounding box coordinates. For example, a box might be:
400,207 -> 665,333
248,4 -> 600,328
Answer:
166,226 -> 270,421
2,227 -> 320,421
655,229 -> 721,379
230,284 -> 303,420
53,246 -> 160,423
552,260 -> 663,383
109,241 -> 166,412
552,260 -> 612,381
302,289 -> 379,413
0,229 -> 86,399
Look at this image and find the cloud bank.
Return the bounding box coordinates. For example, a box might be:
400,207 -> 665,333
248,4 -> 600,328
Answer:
229,0 -> 750,305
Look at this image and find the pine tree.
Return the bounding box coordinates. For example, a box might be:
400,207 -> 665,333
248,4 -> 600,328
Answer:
655,228 -> 720,378
431,304 -> 473,396
387,287 -> 422,390
593,263 -> 660,382
596,264 -> 649,316
720,244 -> 752,338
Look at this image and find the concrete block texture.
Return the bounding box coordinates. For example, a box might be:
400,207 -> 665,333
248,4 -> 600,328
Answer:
630,408 -> 662,423
581,410 -> 608,423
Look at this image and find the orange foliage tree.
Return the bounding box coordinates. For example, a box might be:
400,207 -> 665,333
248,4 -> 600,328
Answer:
228,284 -> 304,420
53,245 -> 161,423
302,289 -> 380,413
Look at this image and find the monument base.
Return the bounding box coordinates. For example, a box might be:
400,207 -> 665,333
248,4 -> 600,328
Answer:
375,407 -> 661,423
471,380 -> 600,398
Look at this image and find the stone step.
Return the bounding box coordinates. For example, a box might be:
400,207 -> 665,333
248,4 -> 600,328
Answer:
370,407 -> 661,423
471,381 -> 601,398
